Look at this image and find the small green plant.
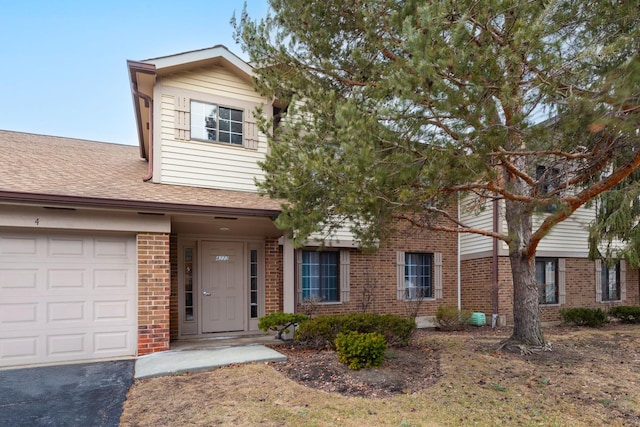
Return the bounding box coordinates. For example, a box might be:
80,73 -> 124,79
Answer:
559,307 -> 608,327
609,306 -> 640,324
435,306 -> 472,331
335,331 -> 387,370
294,313 -> 415,349
258,312 -> 309,339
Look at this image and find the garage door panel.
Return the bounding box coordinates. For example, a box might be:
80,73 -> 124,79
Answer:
0,231 -> 137,368
0,235 -> 38,255
0,335 -> 39,359
0,268 -> 39,290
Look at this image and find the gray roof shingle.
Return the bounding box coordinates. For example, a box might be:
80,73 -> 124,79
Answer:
0,130 -> 282,214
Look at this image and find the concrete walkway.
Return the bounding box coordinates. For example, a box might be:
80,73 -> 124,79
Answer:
134,336 -> 287,379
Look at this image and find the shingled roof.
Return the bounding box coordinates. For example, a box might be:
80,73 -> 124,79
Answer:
0,130 -> 281,216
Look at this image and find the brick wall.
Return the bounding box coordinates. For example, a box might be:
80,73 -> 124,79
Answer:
462,255 -> 640,324
137,232 -> 170,356
295,220 -> 459,318
265,237 -> 283,314
169,234 -> 178,340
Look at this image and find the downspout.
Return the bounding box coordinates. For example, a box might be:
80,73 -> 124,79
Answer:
131,82 -> 154,182
492,198 -> 499,328
457,195 -> 461,311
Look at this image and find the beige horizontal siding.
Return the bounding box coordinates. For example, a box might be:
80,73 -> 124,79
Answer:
158,89 -> 269,192
160,140 -> 266,192
534,206 -> 594,255
460,197 -> 494,256
160,67 -> 260,103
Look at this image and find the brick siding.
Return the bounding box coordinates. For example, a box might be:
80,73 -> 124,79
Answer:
137,232 -> 171,355
295,220 -> 459,318
462,255 -> 640,324
265,237 -> 283,313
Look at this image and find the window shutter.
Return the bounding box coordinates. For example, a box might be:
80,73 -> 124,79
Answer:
558,258 -> 566,305
620,260 -> 626,301
340,250 -> 350,303
295,250 -> 303,305
396,251 -> 405,300
434,252 -> 443,299
595,259 -> 602,303
244,110 -> 258,150
174,96 -> 190,140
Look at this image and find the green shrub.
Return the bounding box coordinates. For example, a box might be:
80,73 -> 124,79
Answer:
559,308 -> 608,327
258,312 -> 309,339
609,306 -> 640,324
295,313 -> 415,349
335,331 -> 387,370
435,306 -> 472,331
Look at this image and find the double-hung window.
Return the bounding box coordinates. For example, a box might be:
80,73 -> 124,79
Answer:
404,253 -> 433,299
190,100 -> 243,145
601,262 -> 621,301
301,250 -> 339,302
536,258 -> 558,304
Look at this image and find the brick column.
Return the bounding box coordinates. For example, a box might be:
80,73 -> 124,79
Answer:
264,238 -> 283,314
137,232 -> 170,355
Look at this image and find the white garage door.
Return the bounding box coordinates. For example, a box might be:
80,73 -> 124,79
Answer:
0,231 -> 137,368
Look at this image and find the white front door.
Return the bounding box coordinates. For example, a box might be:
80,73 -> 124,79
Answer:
200,241 -> 244,333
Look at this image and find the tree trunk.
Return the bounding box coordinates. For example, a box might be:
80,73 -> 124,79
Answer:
505,200 -> 545,346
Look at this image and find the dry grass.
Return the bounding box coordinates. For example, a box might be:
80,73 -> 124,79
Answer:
120,324 -> 640,426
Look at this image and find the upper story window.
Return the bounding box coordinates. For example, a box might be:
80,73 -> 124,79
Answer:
536,165 -> 560,212
191,100 -> 243,145
536,257 -> 558,304
601,262 -> 621,301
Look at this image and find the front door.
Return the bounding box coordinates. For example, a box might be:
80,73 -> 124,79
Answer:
200,241 -> 244,333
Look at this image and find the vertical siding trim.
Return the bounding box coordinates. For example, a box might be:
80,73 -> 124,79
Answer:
595,259 -> 602,303
174,95 -> 190,140
295,250 -> 302,305
434,252 -> 443,299
396,251 -> 405,300
620,260 -> 627,301
558,258 -> 566,305
244,110 -> 258,150
340,250 -> 350,302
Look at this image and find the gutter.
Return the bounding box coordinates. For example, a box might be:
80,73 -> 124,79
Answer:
130,82 -> 154,182
492,198 -> 499,327
0,191 -> 281,218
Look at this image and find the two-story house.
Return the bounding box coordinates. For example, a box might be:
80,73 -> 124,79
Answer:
459,198 -> 640,326
0,46 -> 457,369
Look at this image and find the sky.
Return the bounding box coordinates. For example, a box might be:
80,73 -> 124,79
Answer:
0,0 -> 269,146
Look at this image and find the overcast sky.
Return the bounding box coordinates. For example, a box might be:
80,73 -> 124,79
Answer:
0,0 -> 269,146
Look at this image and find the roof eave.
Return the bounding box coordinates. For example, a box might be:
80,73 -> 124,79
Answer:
0,191 -> 281,218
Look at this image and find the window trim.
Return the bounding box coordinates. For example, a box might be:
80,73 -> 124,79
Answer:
167,86 -> 261,150
596,259 -> 626,303
295,249 -> 350,304
536,257 -> 560,305
190,100 -> 244,146
396,251 -> 442,301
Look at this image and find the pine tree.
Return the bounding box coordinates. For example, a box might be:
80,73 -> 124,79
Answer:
234,0 -> 640,347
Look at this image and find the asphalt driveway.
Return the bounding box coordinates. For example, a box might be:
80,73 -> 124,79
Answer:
0,360 -> 134,427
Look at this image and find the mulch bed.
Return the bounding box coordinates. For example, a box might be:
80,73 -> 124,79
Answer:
266,331 -> 442,398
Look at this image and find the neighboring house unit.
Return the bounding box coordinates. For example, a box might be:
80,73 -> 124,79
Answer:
459,198 -> 640,325
0,45 -> 637,369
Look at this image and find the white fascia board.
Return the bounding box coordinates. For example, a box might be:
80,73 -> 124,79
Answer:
143,46 -> 254,78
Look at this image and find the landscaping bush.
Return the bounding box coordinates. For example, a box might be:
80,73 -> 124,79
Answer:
335,331 -> 387,370
559,307 -> 608,327
609,306 -> 640,324
295,313 -> 415,349
258,312 -> 309,339
435,306 -> 472,331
